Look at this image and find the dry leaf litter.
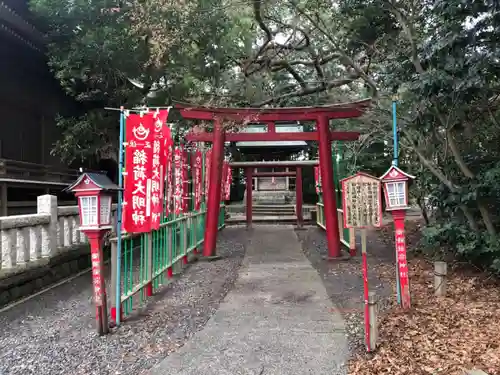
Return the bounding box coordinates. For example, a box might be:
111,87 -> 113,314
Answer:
349,223 -> 500,375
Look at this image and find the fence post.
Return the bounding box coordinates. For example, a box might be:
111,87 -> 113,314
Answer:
167,224 -> 173,279
193,214 -> 198,255
110,239 -> 119,323
37,194 -> 58,258
183,216 -> 188,265
434,261 -> 447,297
368,291 -> 378,351
146,232 -> 153,296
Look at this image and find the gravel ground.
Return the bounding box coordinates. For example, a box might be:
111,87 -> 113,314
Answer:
295,226 -> 394,355
0,227 -> 247,375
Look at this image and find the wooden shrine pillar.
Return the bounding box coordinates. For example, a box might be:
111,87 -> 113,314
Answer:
295,167 -> 303,228
203,118 -> 225,257
317,115 -> 342,258
246,167 -> 253,229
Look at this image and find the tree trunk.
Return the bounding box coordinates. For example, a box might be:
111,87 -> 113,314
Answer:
446,129 -> 497,237
417,196 -> 430,225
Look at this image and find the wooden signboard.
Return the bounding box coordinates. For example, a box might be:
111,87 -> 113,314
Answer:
341,172 -> 382,229
340,172 -> 382,353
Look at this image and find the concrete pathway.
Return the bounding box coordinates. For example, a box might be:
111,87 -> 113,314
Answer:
149,225 -> 348,375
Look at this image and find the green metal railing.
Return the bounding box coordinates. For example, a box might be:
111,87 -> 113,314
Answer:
316,203 -> 355,251
314,140 -> 356,252
110,205 -> 225,319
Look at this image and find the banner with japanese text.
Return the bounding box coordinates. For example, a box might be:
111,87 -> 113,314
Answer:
182,149 -> 189,213
123,113 -> 155,233
173,147 -> 183,215
205,148 -> 212,198
150,110 -> 170,229
224,162 -> 232,201
164,142 -> 173,217
193,150 -> 202,210
161,119 -> 173,218
314,166 -> 322,194
221,161 -> 228,201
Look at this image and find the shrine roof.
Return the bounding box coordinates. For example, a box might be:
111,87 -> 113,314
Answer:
175,99 -> 371,121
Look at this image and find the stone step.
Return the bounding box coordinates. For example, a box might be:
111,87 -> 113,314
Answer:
252,210 -> 296,216
252,204 -> 295,208
226,215 -> 314,225
252,206 -> 296,212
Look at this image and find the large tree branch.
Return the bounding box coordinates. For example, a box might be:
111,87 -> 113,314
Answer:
245,0 -> 310,77
288,0 -> 378,97
252,76 -> 359,107
400,133 -> 480,232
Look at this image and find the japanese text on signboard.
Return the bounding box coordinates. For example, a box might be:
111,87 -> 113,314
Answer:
341,173 -> 382,228
395,227 -> 411,307
91,247 -> 103,306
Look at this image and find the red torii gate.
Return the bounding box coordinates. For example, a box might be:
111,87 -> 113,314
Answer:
177,101 -> 370,259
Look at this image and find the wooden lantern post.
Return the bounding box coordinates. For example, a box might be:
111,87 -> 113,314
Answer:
380,165 -> 416,310
66,172 -> 120,335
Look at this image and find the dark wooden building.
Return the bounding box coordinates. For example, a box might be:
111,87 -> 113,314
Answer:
0,0 -> 80,215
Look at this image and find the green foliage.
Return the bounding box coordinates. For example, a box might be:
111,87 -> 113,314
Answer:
30,0 -> 252,163
329,0 -> 500,272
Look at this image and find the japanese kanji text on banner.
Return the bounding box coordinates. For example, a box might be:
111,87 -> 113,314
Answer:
173,147 -> 184,215
314,166 -> 322,194
193,150 -> 203,210
123,113 -> 155,233
150,110 -> 170,229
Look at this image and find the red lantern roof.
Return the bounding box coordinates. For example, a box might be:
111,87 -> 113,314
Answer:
379,166 -> 415,182
65,172 -> 120,193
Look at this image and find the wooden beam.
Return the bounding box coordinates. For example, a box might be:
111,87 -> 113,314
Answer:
230,160 -> 318,168
185,131 -> 360,142
253,172 -> 296,177
179,109 -> 365,122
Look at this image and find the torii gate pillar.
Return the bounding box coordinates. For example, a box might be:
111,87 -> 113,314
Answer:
204,118 -> 225,257
317,115 -> 342,258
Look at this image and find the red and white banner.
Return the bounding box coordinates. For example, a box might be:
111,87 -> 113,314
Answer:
224,162 -> 232,201
205,148 -> 212,198
193,150 -> 203,210
123,113 -> 155,233
314,166 -> 322,194
150,110 -> 170,229
182,149 -> 189,213
221,161 -> 227,201
160,119 -> 173,219
164,142 -> 173,217
173,147 -> 183,215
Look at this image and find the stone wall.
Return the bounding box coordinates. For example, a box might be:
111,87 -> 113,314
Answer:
0,195 -> 117,307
